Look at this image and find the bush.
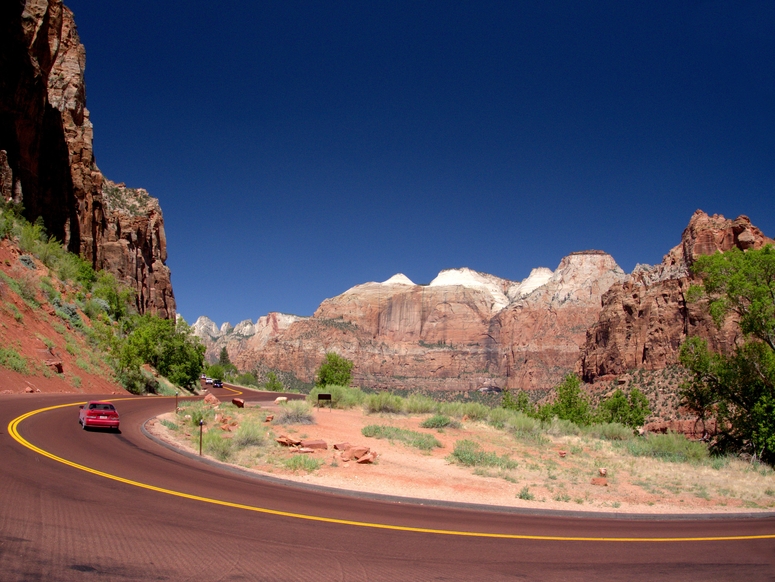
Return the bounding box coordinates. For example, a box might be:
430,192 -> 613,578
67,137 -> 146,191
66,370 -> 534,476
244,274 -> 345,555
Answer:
233,421 -> 267,447
234,372 -> 258,387
178,401 -> 215,427
361,424 -> 442,451
307,384 -> 365,409
623,432 -> 709,463
506,412 -> 542,437
262,371 -> 283,391
585,422 -> 634,441
315,352 -> 353,387
449,440 -> 517,469
283,455 -> 322,473
275,400 -> 315,425
420,414 -> 461,429
544,417 -> 582,436
364,392 -> 405,414
202,430 -> 232,461
459,402 -> 490,422
487,407 -> 512,429
595,388 -> 651,428
518,485 -> 534,501
0,347 -> 29,374
404,394 -> 437,414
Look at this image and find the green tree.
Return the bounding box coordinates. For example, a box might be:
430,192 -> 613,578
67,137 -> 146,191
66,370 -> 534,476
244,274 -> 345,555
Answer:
119,315 -> 205,390
681,245 -> 775,462
315,352 -> 353,387
206,364 -> 225,381
542,373 -> 592,425
263,371 -> 284,392
595,387 -> 650,428
219,347 -> 231,367
501,389 -> 535,416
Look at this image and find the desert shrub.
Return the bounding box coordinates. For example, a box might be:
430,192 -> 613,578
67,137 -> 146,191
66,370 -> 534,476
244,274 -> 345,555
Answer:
315,352 -> 353,387
0,347 -> 29,374
420,414 -> 461,429
118,366 -> 159,395
517,485 -> 534,500
364,392 -> 405,414
262,371 -> 283,391
275,400 -> 315,425
544,417 -> 582,436
361,424 -> 442,451
487,407 -> 512,429
404,394 -> 437,414
160,419 -> 178,431
234,372 -> 258,387
623,432 -> 709,463
506,411 -> 542,436
436,402 -> 465,418
283,454 -> 322,473
233,420 -> 267,447
585,422 -> 634,441
178,401 -> 215,427
449,439 -> 517,469
202,430 -> 232,461
308,384 -> 365,409
459,402 -> 490,422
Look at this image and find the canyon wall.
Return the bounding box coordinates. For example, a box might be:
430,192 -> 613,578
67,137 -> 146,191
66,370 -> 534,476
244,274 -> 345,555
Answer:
0,0 -> 174,317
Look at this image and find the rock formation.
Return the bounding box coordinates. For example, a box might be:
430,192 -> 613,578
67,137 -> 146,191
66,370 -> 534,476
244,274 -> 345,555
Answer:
0,0 -> 174,317
195,258 -> 626,393
578,211 -> 773,382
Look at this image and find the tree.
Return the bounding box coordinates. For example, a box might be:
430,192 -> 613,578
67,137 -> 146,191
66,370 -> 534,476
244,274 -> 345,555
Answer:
502,389 -> 535,416
315,352 -> 353,387
219,347 -> 231,367
595,387 -> 650,428
681,245 -> 775,462
263,371 -> 283,392
119,314 -> 205,390
206,364 -> 225,381
541,373 -> 592,425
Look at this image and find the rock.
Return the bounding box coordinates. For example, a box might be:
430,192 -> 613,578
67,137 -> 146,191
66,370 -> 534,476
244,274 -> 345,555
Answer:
275,435 -> 301,447
599,468 -> 607,477
295,447 -> 315,454
274,396 -> 288,404
591,477 -> 608,486
0,4 -> 175,317
265,414 -> 274,422
232,398 -> 245,408
579,211 -> 774,381
558,451 -> 567,458
203,393 -> 220,406
44,359 -> 63,373
24,386 -> 34,393
357,452 -> 376,464
349,446 -> 371,460
333,442 -> 351,451
300,439 -> 327,450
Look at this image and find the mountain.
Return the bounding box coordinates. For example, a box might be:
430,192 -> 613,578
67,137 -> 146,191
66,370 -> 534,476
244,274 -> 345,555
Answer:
194,211 -> 772,395
0,0 -> 174,317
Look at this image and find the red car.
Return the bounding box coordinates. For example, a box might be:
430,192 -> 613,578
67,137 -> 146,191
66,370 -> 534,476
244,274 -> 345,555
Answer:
79,401 -> 120,431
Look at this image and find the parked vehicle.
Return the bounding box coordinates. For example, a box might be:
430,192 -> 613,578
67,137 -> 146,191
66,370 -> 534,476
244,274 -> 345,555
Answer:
79,401 -> 120,431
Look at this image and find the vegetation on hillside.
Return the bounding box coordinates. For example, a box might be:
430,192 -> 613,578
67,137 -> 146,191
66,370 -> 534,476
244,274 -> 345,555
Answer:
0,201 -> 204,394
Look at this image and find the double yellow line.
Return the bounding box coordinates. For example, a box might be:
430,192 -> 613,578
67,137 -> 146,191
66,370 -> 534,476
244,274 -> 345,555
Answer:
8,402 -> 775,543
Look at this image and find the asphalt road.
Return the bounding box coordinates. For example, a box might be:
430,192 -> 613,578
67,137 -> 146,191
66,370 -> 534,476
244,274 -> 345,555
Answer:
2,389 -> 775,581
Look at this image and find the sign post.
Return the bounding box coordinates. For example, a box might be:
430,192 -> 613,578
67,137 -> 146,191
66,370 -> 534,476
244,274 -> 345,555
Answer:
317,393 -> 332,410
199,419 -> 203,455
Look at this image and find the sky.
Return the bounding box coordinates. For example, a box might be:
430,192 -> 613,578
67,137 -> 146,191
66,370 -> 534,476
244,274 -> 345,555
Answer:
65,0 -> 774,326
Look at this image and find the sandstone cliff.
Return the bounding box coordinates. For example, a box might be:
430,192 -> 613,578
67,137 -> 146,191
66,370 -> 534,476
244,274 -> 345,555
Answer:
0,0 -> 174,317
578,211 -> 773,382
195,258 -> 625,393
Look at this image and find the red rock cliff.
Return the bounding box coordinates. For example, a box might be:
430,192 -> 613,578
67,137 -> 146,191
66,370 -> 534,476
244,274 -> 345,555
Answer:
578,211 -> 773,382
0,0 -> 174,317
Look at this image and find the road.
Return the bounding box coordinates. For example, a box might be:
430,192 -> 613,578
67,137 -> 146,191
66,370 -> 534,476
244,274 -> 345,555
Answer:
2,389 -> 774,581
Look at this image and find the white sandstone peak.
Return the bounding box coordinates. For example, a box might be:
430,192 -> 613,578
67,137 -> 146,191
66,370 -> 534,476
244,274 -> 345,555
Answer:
220,322 -> 234,334
191,316 -> 220,338
430,267 -> 510,311
508,267 -> 554,300
381,273 -> 415,286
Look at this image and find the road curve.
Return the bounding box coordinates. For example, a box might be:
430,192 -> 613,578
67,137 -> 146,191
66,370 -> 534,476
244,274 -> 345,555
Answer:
2,390 -> 775,581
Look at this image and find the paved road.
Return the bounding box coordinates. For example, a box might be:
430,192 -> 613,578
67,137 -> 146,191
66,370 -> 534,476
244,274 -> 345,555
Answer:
2,390 -> 775,581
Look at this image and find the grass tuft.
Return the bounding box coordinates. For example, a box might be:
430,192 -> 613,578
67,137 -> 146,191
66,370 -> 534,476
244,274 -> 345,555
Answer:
362,424 -> 442,451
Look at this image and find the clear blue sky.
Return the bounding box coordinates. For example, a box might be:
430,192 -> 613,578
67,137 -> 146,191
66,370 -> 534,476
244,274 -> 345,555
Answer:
66,1 -> 774,326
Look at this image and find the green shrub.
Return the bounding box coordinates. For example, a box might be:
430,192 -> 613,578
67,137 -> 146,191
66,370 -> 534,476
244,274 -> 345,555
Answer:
262,371 -> 283,391
275,400 -> 315,425
160,419 -> 178,431
518,485 -> 534,500
487,407 -> 512,429
308,384 -> 365,409
283,454 -> 322,473
506,412 -> 542,436
544,417 -> 582,436
233,421 -> 267,447
449,440 -> 517,469
405,394 -> 437,414
361,424 -> 442,451
459,402 -> 490,421
623,432 -> 709,463
202,430 -> 232,461
364,392 -> 405,414
0,347 -> 29,374
585,422 -> 634,441
436,402 -> 465,418
315,352 -> 353,387
420,414 -> 461,429
179,401 -> 215,427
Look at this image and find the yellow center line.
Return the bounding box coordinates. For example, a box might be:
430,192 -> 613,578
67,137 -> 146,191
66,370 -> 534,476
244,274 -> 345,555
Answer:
7,402 -> 775,543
